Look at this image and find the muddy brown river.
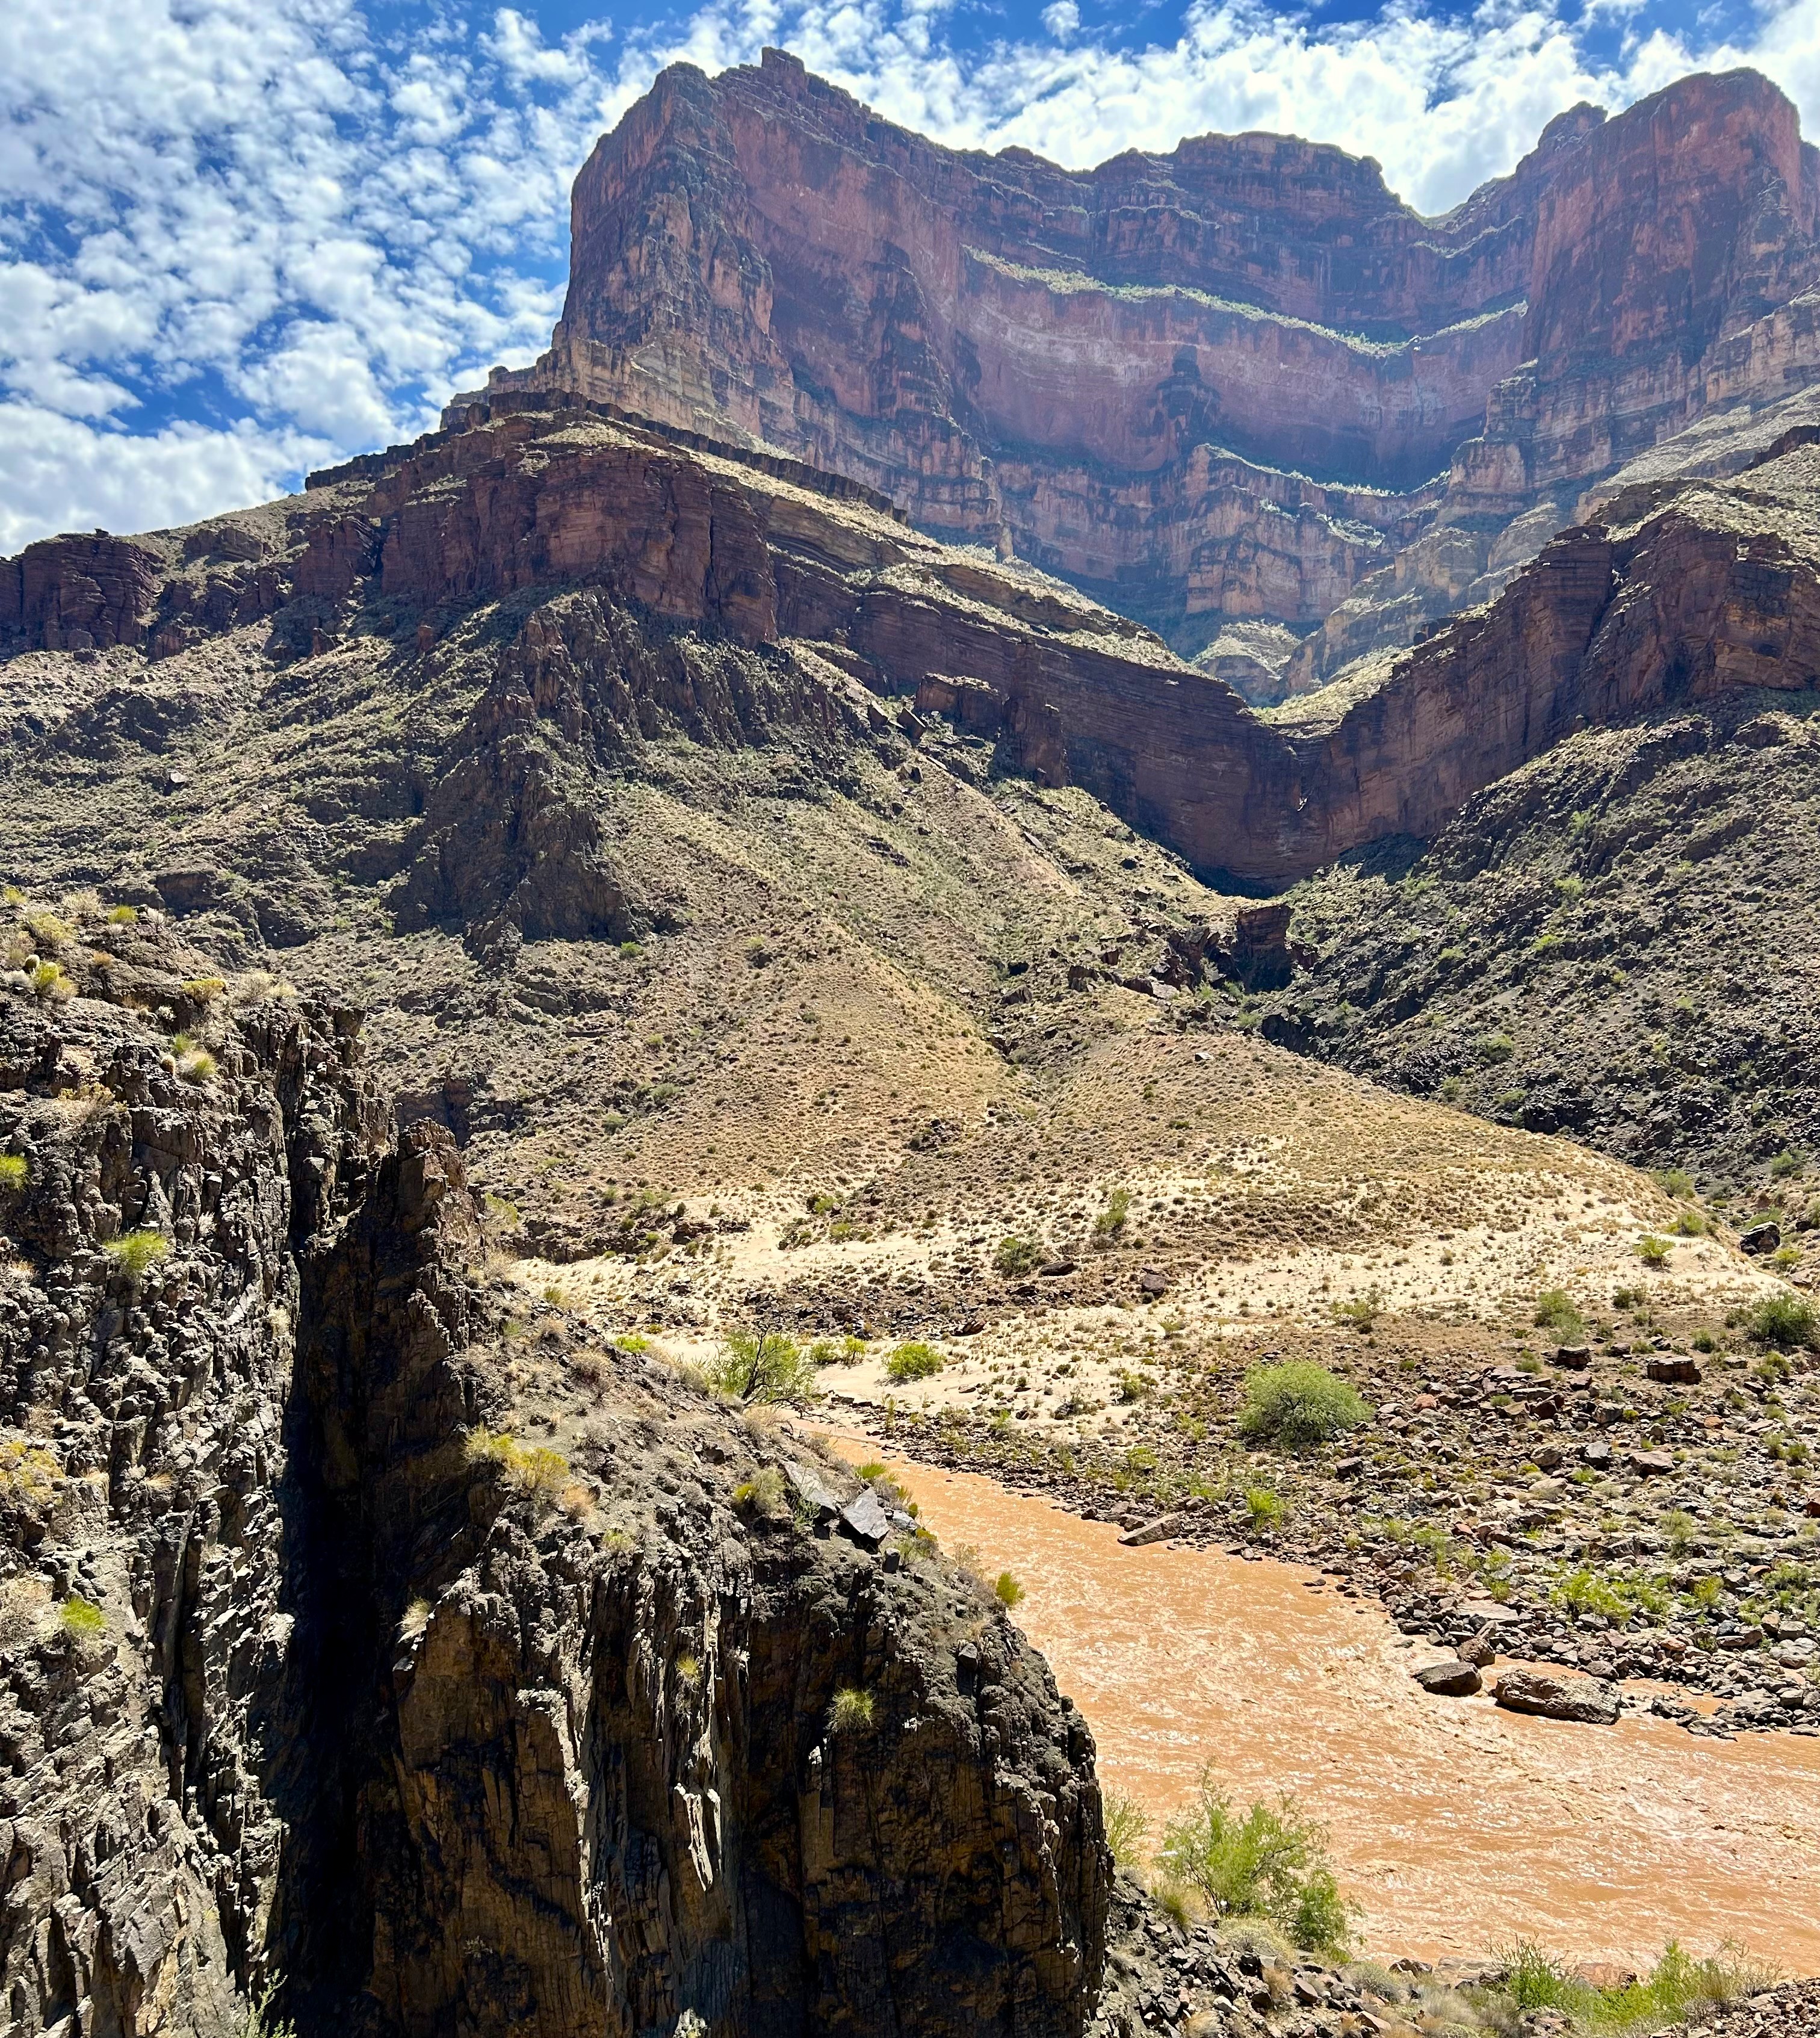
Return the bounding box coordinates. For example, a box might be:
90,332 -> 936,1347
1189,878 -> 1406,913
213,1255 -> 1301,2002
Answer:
841,1446 -> 1820,1972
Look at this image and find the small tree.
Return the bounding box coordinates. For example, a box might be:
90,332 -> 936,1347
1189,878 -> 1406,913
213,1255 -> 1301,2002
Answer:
708,1331 -> 820,1405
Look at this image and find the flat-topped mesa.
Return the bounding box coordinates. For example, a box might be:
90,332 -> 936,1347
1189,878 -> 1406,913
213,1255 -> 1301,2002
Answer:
455,54 -> 1820,662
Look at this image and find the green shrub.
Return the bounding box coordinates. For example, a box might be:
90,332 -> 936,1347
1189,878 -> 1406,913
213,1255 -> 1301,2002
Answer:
829,1686 -> 874,1732
1092,1188 -> 1131,1242
1636,1234 -> 1671,1268
0,1154 -> 25,1192
0,1440 -> 60,1505
1103,1789 -> 1151,1865
994,1234 -> 1041,1276
885,1341 -> 943,1383
1160,1777 -> 1352,1955
106,1229 -> 169,1278
732,1467 -> 790,1521
1744,1292 -> 1818,1352
707,1331 -> 820,1405
1673,1209 -> 1707,1236
1477,1030 -> 1515,1063
1771,1149 -> 1804,1179
181,976 -> 226,1002
1245,1485 -> 1286,1532
463,1427 -> 571,1502
1239,1363 -> 1367,1448
1654,1167 -> 1696,1199
28,959 -> 72,1003
105,903 -> 138,925
1494,1937 -> 1777,2034
1533,1288 -> 1584,1335
1331,1287 -> 1381,1330
994,1569 -> 1025,1609
60,1596 -> 105,1640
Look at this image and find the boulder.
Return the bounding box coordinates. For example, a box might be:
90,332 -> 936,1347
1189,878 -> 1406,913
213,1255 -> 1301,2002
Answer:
1627,1449 -> 1675,1476
1118,1514 -> 1183,1548
1740,1221 -> 1781,1256
1551,1344 -> 1592,1369
1414,1659 -> 1484,1697
1645,1355 -> 1701,1384
1493,1670 -> 1621,1724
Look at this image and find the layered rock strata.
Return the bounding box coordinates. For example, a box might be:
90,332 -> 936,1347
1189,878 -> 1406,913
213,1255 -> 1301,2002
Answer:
459,54 -> 1820,667
4,403 -> 1818,891
0,903 -> 1107,2036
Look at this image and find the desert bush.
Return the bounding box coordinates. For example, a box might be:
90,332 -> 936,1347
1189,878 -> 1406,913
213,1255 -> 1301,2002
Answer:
28,960 -> 72,1003
994,1234 -> 1041,1276
181,976 -> 226,1002
398,1598 -> 432,1644
1103,1789 -> 1151,1865
1238,1363 -> 1367,1448
829,1685 -> 874,1732
1744,1292 -> 1817,1351
731,1467 -> 789,1520
885,1341 -> 943,1382
994,1569 -> 1026,1609
1534,1288 -> 1585,1335
177,1045 -> 217,1083
1636,1234 -> 1671,1268
0,1440 -> 60,1507
707,1331 -> 820,1405
1771,1149 -> 1805,1179
1092,1187 -> 1131,1243
60,1595 -> 105,1641
1160,1776 -> 1352,1955
463,1428 -> 570,1503
105,1230 -> 169,1278
0,1154 -> 25,1192
1331,1287 -> 1381,1330
1245,1485 -> 1286,1532
1493,1937 -> 1777,2034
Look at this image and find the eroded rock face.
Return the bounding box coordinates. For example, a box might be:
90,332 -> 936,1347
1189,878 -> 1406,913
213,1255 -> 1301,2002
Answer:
459,52 -> 1820,655
0,923 -> 383,2035
7,403 -> 1817,897
0,903 -> 1106,2037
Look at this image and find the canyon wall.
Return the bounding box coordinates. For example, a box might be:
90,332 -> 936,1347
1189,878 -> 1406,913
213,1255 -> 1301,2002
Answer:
459,54 -> 1820,661
0,905 -> 1107,2036
5,401 -> 1818,889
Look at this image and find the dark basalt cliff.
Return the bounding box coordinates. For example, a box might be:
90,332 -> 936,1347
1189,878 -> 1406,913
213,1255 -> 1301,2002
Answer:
460,54 -> 1820,672
0,904 -> 1106,2036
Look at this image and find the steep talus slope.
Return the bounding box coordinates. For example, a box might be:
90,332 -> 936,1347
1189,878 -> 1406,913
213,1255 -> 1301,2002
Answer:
0,901 -> 1107,2036
460,54 -> 1820,680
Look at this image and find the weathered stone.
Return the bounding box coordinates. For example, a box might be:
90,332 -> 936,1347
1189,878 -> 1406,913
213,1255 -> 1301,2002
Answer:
1413,1658 -> 1484,1697
1493,1670 -> 1622,1724
1118,1514 -> 1184,1547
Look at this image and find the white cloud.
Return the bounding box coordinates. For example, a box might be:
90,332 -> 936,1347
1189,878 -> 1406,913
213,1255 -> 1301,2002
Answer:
2,0 -> 1817,550
0,404 -> 324,554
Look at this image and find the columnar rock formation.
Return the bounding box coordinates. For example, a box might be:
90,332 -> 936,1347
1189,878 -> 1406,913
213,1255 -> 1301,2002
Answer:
460,54 -> 1820,680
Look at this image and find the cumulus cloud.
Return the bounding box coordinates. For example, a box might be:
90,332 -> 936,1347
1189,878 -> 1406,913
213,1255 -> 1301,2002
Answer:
2,0 -> 1818,548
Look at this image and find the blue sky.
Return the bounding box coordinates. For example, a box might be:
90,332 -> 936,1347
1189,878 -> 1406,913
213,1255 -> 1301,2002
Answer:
2,0 -> 1816,550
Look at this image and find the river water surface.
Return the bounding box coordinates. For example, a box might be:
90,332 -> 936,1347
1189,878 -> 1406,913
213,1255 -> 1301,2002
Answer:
847,1448 -> 1820,1972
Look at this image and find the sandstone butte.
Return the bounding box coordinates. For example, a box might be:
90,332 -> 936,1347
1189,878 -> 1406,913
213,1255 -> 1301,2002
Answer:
459,51 -> 1820,698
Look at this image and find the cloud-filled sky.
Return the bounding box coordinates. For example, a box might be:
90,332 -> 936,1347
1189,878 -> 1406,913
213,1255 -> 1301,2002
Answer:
1,0 -> 1816,550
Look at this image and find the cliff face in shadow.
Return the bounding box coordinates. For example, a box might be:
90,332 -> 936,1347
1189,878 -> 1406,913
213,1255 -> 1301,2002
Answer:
0,902 -> 1107,2037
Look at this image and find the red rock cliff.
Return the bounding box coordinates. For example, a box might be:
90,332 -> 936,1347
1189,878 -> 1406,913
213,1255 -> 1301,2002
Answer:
460,55 -> 1820,654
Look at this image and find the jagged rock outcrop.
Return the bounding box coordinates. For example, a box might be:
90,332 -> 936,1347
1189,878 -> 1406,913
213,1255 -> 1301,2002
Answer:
0,898 -> 1107,2037
458,54 -> 1820,664
0,908 -> 382,2035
